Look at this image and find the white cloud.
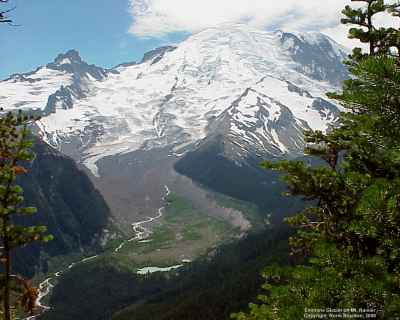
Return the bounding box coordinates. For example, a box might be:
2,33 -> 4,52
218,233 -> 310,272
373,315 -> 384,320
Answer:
128,0 -> 399,48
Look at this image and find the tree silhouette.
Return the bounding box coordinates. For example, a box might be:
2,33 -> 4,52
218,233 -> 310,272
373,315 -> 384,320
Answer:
0,0 -> 15,25
0,111 -> 53,320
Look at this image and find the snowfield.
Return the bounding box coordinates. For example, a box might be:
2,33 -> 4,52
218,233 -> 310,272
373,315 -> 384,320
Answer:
0,24 -> 348,176
0,67 -> 73,112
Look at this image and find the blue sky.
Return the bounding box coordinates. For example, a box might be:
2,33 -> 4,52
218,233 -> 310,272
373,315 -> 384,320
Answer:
0,0 -> 188,79
2,0 -> 385,80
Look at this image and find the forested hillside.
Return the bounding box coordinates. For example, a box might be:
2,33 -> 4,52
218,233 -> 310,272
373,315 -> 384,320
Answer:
41,225 -> 291,320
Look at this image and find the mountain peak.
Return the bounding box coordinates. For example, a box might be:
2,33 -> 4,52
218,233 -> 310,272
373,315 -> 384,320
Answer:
53,49 -> 82,66
46,49 -> 107,82
141,46 -> 177,64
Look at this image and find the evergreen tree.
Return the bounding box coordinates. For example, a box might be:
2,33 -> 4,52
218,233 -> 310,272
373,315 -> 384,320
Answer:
0,1 -> 14,25
233,1 -> 400,319
342,0 -> 392,57
0,111 -> 52,320
1,2 -> 52,319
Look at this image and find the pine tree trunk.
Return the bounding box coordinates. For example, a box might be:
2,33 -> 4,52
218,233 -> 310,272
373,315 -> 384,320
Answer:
2,218 -> 11,320
4,248 -> 11,320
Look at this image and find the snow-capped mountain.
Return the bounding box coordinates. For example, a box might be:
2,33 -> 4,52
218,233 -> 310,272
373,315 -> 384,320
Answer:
1,50 -> 107,113
0,24 -> 348,176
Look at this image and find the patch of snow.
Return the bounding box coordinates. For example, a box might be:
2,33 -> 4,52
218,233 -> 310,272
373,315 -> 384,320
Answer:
58,58 -> 72,65
137,265 -> 183,275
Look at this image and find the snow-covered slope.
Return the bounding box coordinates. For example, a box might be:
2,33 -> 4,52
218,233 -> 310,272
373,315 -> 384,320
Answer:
0,50 -> 107,113
0,67 -> 73,112
0,24 -> 348,176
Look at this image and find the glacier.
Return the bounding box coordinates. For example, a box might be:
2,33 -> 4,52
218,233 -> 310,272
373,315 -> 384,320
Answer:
0,24 -> 348,176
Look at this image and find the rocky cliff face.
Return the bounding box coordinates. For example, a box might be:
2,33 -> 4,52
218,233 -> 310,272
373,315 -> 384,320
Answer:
13,140 -> 112,277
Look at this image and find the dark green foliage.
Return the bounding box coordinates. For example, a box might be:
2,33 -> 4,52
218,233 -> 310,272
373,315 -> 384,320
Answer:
40,226 -> 290,320
0,111 -> 52,319
234,2 -> 400,319
341,0 -> 399,58
41,255 -> 168,320
113,227 -> 290,320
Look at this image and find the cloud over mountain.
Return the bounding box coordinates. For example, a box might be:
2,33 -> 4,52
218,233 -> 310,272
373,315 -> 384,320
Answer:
128,0 -> 347,36
128,0 -> 398,48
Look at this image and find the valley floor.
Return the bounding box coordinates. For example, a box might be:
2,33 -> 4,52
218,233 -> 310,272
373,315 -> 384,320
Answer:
32,172 -> 259,319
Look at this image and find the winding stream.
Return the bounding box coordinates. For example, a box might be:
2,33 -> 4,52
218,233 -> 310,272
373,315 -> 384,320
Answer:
27,185 -> 170,319
114,185 -> 170,252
